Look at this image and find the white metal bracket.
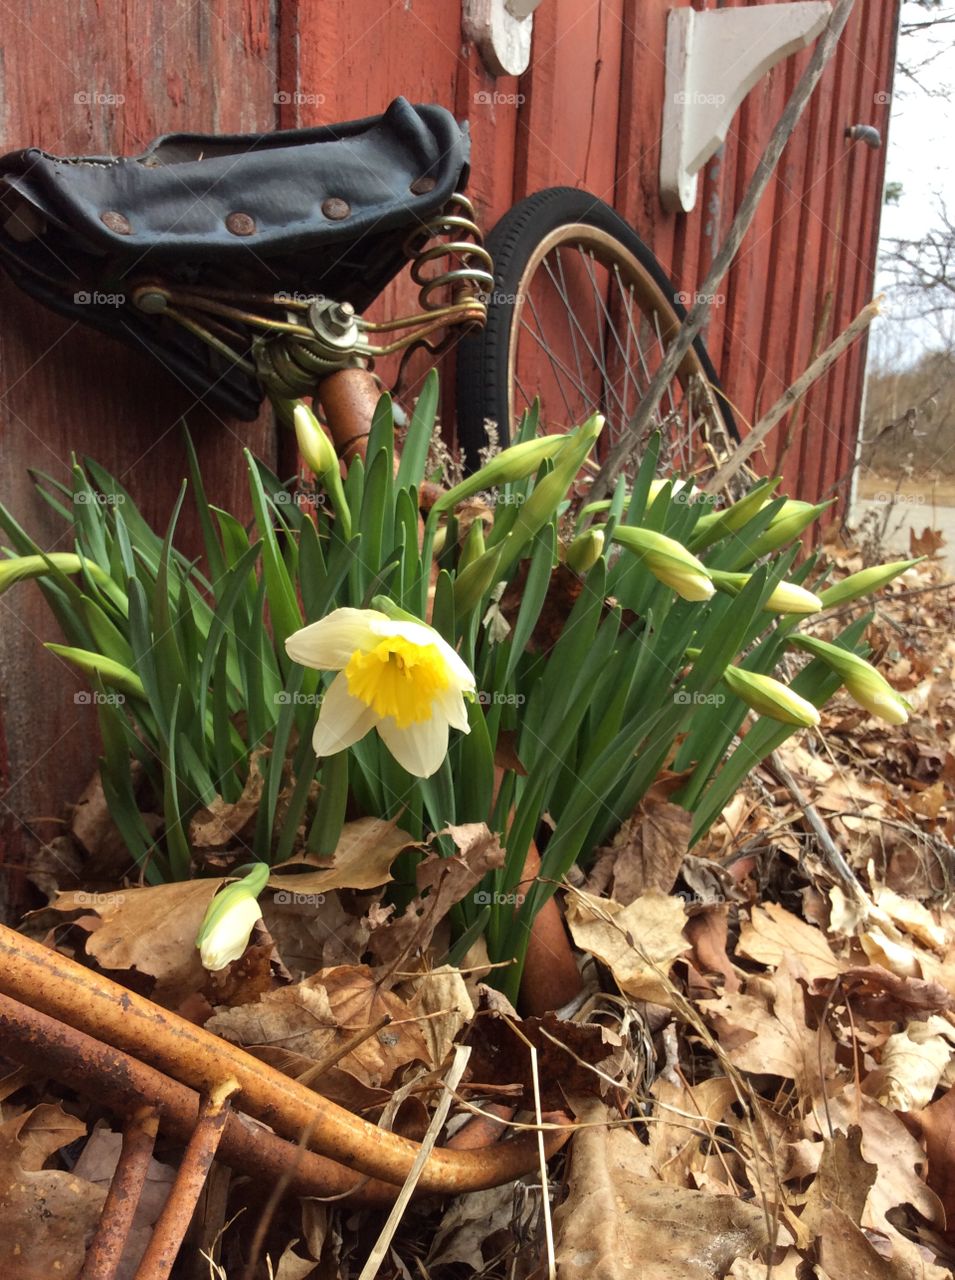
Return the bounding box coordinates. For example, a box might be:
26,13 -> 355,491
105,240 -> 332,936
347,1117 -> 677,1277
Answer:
463,0 -> 545,78
660,3 -> 831,213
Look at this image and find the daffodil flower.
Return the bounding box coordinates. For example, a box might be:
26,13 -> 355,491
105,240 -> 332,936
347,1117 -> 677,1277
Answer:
196,864 -> 268,971
285,605 -> 476,777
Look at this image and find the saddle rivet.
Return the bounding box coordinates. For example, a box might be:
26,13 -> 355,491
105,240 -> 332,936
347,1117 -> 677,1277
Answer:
225,212 -> 256,236
101,211 -> 132,235
321,198 -> 351,221
410,177 -> 437,195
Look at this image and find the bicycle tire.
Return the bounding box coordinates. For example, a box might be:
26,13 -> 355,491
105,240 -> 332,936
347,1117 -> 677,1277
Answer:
456,187 -> 737,471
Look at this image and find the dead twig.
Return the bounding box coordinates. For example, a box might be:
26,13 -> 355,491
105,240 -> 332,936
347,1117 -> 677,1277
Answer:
592,0 -> 858,497
704,299 -> 882,494
764,751 -> 870,905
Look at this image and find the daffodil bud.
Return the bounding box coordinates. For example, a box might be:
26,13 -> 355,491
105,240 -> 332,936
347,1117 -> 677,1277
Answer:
612,526 -> 715,601
789,634 -> 910,724
458,519 -> 486,573
432,432 -> 573,514
453,545 -> 504,615
293,403 -> 340,483
496,415 -> 604,574
565,528 -> 605,574
745,500 -> 833,560
722,665 -> 821,727
0,552 -> 119,601
709,570 -> 822,615
817,559 -> 922,610
688,479 -> 780,551
43,644 -> 147,701
196,864 -> 269,971
293,403 -> 352,537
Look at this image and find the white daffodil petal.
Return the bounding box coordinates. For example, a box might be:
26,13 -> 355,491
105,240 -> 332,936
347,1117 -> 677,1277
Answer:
312,671 -> 378,755
286,608 -> 388,670
435,685 -> 471,733
377,714 -> 450,778
199,897 -> 262,971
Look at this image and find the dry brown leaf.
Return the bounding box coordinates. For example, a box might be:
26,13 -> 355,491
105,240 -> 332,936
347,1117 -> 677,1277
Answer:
736,902 -> 845,980
647,1077 -> 738,1187
406,966 -> 475,1071
0,1105 -> 105,1279
465,1010 -> 615,1109
703,957 -> 837,1114
585,797 -> 693,904
366,824 -> 505,966
270,1242 -> 317,1280
810,966 -> 953,1021
873,887 -> 947,952
801,1126 -> 876,1237
189,751 -> 266,850
551,1119 -> 775,1279
871,1017 -> 955,1110
206,964 -> 430,1086
565,889 -> 688,1006
427,1185 -> 517,1269
824,1088 -> 944,1237
728,1251 -> 803,1280
684,907 -> 741,993
43,878 -> 226,1002
269,817 -> 417,892
910,1082 -> 955,1241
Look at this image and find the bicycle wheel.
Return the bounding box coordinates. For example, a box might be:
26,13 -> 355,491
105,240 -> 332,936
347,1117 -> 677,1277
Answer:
456,187 -> 737,474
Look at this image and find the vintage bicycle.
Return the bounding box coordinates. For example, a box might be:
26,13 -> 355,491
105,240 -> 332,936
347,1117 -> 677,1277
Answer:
0,96 -> 735,477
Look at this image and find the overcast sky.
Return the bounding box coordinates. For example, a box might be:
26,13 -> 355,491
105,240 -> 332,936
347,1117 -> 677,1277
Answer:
871,1 -> 955,365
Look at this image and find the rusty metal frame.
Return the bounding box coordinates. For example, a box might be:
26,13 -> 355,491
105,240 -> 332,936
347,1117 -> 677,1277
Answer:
0,927 -> 570,1273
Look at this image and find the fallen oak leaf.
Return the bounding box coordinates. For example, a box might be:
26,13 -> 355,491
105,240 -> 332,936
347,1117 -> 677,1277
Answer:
551,1115 -> 778,1280
0,1105 -> 105,1280
206,964 -> 430,1087
702,956 -> 838,1118
809,965 -> 953,1021
824,1087 -> 944,1241
565,888 -> 689,1007
737,901 -> 846,981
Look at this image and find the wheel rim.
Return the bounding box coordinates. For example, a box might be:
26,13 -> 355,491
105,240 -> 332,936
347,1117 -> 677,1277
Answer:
505,224 -> 724,475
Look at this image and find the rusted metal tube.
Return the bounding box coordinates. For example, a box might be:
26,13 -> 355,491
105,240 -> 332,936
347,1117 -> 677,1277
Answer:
79,1107 -> 159,1280
316,367 -> 383,464
0,927 -> 566,1193
135,1086 -> 234,1280
0,991 -> 397,1205
314,367 -> 444,509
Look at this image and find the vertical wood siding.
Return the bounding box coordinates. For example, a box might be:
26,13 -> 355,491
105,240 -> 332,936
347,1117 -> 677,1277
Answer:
0,0 -> 897,891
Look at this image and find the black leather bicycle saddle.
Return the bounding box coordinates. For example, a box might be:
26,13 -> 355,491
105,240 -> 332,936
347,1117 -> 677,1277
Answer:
0,98 -> 471,418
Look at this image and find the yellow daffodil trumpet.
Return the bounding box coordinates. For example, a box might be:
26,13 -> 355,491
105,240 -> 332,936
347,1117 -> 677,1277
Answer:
285,601 -> 476,777
196,864 -> 269,971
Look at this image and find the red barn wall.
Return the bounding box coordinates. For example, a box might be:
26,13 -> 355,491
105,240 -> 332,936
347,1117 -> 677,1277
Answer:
0,0 -> 898,893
